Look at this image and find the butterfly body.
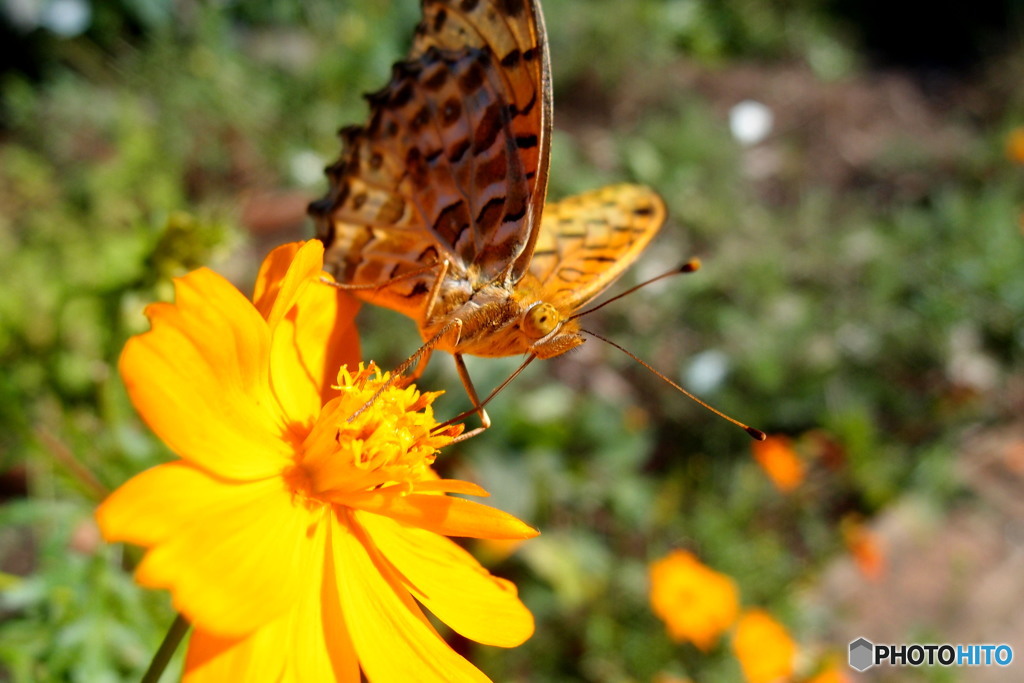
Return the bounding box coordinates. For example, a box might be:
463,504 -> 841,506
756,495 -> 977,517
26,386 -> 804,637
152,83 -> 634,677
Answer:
416,270 -> 584,359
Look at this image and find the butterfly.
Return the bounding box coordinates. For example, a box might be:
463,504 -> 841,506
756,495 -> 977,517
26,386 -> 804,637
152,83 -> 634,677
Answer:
309,0 -> 670,438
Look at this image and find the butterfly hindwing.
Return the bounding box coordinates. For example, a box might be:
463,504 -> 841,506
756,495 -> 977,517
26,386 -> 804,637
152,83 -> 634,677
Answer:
414,0 -> 552,282
312,0 -> 552,315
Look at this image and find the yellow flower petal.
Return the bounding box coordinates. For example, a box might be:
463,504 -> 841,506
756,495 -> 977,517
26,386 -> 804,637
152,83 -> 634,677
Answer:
411,479 -> 490,497
263,241 -> 361,429
290,529 -> 360,683
121,268 -> 291,479
258,241 -> 323,328
732,609 -> 797,683
183,516 -> 359,682
332,510 -> 490,683
356,511 -> 534,648
133,472 -> 321,637
185,621 -> 288,683
97,462 -> 243,547
251,242 -> 303,320
340,490 -> 539,540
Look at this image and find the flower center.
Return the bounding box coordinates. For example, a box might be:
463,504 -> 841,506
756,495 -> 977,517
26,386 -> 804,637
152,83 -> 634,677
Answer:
294,363 -> 461,498
281,464 -> 325,510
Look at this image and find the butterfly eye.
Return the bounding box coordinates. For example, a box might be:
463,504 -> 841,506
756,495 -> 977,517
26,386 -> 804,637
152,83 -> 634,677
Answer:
522,303 -> 560,339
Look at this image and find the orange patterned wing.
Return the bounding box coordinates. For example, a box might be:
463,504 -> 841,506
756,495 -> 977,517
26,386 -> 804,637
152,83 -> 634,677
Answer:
413,0 -> 553,283
310,0 -> 552,317
530,184 -> 667,310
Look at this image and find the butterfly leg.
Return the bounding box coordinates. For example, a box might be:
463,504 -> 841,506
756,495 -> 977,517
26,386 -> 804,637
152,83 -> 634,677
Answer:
448,352 -> 491,444
422,259 -> 451,323
396,347 -> 433,387
385,258 -> 446,388
432,354 -> 537,443
346,317 -> 460,424
319,260 -> 441,292
384,324 -> 451,386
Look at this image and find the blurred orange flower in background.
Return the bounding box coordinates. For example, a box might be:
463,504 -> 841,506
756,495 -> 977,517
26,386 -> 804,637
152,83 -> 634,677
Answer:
804,658 -> 852,683
652,673 -> 694,683
842,517 -> 885,581
1007,127 -> 1024,164
752,435 -> 805,493
649,549 -> 740,650
96,241 -> 537,682
731,609 -> 797,683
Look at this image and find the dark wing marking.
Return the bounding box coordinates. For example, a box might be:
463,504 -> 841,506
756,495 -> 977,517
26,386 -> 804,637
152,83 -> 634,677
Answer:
311,0 -> 551,304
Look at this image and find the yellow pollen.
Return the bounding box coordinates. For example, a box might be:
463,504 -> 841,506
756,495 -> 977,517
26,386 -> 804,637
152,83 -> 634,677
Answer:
296,362 -> 462,497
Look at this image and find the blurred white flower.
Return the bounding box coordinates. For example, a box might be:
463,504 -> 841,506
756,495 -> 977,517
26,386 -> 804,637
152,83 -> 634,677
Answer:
729,100 -> 774,146
289,149 -> 326,187
685,349 -> 731,395
4,0 -> 42,31
948,325 -> 999,392
41,0 -> 90,37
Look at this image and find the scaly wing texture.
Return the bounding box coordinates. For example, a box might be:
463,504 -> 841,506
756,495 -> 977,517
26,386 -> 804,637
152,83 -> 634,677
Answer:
414,0 -> 553,283
310,0 -> 551,317
530,184 -> 667,310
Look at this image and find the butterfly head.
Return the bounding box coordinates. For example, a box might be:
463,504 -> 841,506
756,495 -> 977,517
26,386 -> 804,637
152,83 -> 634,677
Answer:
520,302 -> 584,359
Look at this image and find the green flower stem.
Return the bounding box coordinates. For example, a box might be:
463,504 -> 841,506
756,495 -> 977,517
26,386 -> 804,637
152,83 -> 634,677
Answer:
141,613 -> 191,683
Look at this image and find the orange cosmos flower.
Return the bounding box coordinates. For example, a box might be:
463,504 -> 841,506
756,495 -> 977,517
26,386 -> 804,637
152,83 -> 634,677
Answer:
732,609 -> 797,683
752,435 -> 805,493
649,550 -> 740,651
96,240 -> 537,682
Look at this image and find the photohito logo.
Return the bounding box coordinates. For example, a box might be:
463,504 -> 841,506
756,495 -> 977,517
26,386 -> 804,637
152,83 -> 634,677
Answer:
848,638 -> 1013,672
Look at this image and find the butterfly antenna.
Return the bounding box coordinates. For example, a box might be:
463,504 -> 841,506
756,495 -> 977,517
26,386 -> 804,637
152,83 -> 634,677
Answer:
581,328 -> 766,441
570,259 -> 701,321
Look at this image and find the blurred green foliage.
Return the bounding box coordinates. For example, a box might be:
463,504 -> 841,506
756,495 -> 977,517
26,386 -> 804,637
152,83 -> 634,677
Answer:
2,0 -> 1023,681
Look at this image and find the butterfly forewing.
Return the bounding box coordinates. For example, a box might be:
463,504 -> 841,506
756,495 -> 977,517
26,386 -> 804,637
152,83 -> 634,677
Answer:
531,184 -> 666,309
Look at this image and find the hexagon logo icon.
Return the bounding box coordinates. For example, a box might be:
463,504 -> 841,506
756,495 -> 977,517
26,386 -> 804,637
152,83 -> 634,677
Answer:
849,637 -> 875,672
